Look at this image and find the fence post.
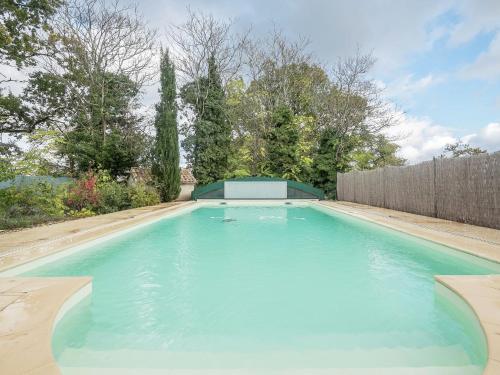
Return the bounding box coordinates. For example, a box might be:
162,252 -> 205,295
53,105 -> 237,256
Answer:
383,167 -> 386,208
433,157 -> 437,218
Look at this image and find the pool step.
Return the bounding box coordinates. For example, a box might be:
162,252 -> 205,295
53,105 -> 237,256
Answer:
57,344 -> 475,369
60,366 -> 483,375
79,330 -> 466,351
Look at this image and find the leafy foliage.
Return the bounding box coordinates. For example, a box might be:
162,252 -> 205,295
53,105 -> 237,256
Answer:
53,73 -> 148,177
441,141 -> 486,158
352,135 -> 406,170
0,181 -> 66,229
95,171 -> 130,214
264,106 -> 300,180
223,42 -> 404,190
65,170 -> 160,214
0,141 -> 20,181
2,7 -> 412,221
0,129 -> 64,182
64,171 -> 99,211
311,128 -> 353,198
0,0 -> 62,134
152,50 -> 181,202
0,168 -> 162,230
185,55 -> 231,185
128,184 -> 160,208
0,0 -> 61,67
2,0 -> 155,172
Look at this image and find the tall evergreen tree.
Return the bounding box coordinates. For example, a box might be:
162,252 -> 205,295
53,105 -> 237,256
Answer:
152,49 -> 180,201
265,106 -> 300,179
191,55 -> 231,185
311,128 -> 353,199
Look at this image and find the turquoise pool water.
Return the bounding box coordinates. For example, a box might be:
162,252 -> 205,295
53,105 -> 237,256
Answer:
25,205 -> 500,373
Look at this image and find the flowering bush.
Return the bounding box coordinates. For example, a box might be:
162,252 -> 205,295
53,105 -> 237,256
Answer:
65,171 -> 100,212
1,170 -> 162,230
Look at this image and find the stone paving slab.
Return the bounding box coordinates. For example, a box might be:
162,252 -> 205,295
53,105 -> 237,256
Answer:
0,277 -> 91,375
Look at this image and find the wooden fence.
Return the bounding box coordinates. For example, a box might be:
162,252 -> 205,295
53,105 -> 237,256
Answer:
336,152 -> 500,229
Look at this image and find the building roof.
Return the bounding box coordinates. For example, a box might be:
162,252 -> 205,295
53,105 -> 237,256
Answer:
128,167 -> 151,184
181,168 -> 197,184
128,167 -> 196,185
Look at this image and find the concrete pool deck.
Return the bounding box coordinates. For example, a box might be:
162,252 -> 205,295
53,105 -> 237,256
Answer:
0,200 -> 500,374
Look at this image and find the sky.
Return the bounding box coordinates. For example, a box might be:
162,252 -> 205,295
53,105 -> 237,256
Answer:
138,0 -> 500,164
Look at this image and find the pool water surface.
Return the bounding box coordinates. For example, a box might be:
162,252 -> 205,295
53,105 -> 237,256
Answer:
25,205 -> 500,373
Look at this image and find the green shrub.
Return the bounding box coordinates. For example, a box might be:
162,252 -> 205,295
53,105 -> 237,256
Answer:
128,184 -> 161,208
0,171 -> 162,230
68,208 -> 96,218
97,181 -> 130,214
0,182 -> 66,217
0,182 -> 67,230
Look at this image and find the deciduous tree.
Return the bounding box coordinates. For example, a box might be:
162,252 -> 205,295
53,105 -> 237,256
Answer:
19,0 -> 157,176
0,0 -> 62,134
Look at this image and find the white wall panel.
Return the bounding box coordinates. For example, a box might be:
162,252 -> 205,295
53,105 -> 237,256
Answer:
224,181 -> 287,199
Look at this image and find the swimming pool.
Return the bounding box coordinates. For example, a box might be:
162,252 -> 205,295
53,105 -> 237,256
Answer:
23,203 -> 500,374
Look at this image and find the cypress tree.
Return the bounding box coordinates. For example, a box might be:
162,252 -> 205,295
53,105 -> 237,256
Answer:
192,55 -> 231,185
152,49 -> 181,201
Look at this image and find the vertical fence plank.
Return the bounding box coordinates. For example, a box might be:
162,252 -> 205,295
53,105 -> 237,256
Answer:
382,161 -> 434,216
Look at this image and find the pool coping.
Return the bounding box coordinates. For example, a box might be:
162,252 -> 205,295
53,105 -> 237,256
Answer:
436,276 -> 500,375
0,277 -> 92,375
1,199 -> 500,374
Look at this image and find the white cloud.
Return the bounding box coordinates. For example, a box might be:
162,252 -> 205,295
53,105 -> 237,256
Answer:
462,122 -> 500,151
385,113 -> 457,164
445,1 -> 500,82
141,0 -> 452,72
146,0 -> 500,79
448,0 -> 500,46
460,33 -> 500,81
385,74 -> 443,102
386,115 -> 500,164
